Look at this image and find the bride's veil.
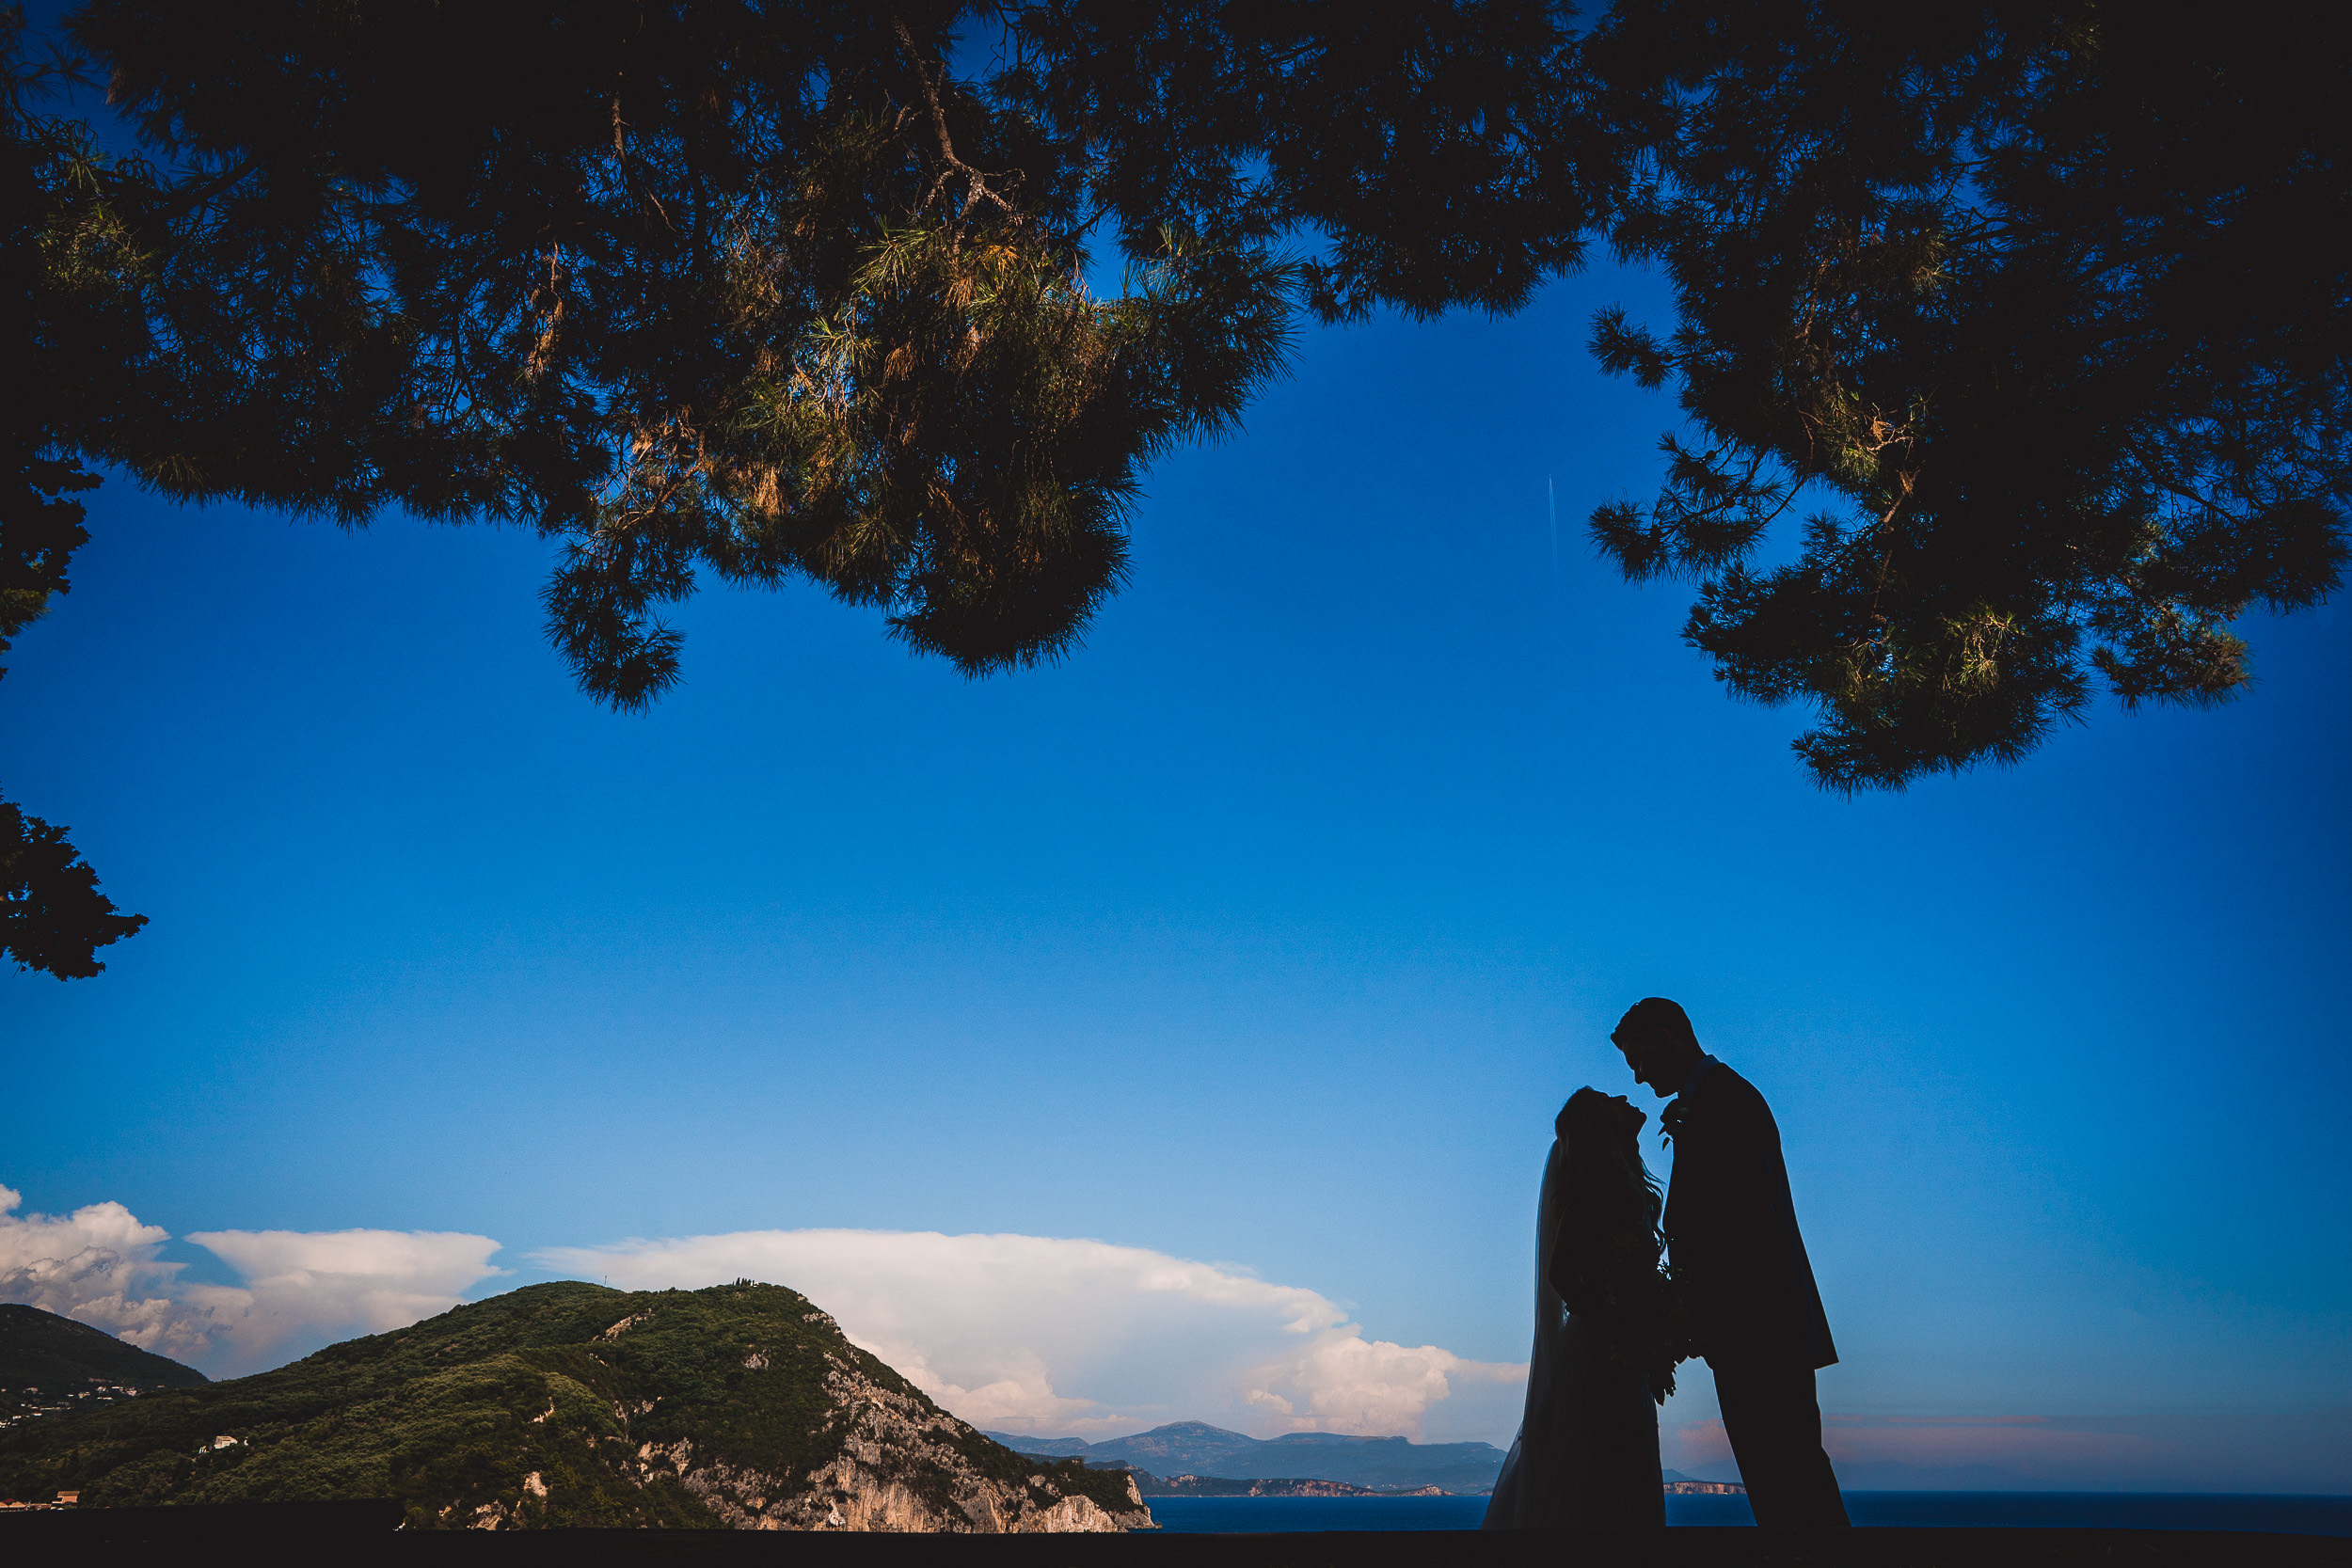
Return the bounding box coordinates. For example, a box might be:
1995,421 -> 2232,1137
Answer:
1481,1133 -> 1572,1528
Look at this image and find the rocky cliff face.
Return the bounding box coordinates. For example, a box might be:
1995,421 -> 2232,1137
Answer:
0,1282 -> 1150,1533
564,1304 -> 1148,1533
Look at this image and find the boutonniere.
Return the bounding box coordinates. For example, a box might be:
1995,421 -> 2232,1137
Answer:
1660,1098 -> 1688,1149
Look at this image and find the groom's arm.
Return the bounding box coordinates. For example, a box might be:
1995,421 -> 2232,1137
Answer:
1667,1080 -> 1785,1356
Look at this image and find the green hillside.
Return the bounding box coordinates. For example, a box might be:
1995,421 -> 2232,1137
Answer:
0,1305 -> 209,1430
0,1280 -> 1145,1531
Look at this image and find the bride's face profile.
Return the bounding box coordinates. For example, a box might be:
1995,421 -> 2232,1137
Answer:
1606,1094 -> 1647,1140
1565,1086 -> 1649,1147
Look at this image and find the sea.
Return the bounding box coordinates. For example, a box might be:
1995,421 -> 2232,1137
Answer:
1145,1493 -> 2352,1535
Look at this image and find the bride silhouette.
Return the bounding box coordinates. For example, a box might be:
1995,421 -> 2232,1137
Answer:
1483,1087 -> 1678,1529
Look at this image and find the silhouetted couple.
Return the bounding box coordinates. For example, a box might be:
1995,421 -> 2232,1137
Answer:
1483,998 -> 1849,1530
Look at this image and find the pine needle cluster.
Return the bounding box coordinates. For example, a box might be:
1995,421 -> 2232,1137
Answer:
1581,3 -> 2348,789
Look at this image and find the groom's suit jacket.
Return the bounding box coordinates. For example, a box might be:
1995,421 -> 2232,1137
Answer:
1664,1064 -> 1837,1370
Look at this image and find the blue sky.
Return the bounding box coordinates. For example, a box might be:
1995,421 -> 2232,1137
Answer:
5,258 -> 2349,1491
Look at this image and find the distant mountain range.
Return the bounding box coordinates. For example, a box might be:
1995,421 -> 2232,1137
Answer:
982,1420 -> 1509,1493
0,1305 -> 209,1430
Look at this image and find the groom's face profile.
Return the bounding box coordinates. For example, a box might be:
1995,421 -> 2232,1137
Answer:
1612,999 -> 1703,1100
1615,1031 -> 1663,1097
1613,1027 -> 1693,1100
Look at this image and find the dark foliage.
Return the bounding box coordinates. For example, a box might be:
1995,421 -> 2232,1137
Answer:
2,8 -> 147,975
1,800 -> 145,978
1581,1 -> 2349,788
1007,0 -> 1611,323
0,0 -> 2335,997
50,2 -> 1286,696
3,13 -> 102,676
25,1 -> 1620,702
1,2 -> 1618,971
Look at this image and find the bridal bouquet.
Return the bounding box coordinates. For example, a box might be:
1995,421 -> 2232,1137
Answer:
1552,1183 -> 1692,1402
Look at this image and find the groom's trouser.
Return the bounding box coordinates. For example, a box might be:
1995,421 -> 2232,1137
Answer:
1712,1361 -> 1850,1527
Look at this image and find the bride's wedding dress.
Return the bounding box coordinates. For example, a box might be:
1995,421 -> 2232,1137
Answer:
1481,1133 -> 1665,1528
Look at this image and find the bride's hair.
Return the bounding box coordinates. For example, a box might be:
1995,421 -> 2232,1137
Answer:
1552,1088 -> 1680,1401
1556,1087 -> 1664,1257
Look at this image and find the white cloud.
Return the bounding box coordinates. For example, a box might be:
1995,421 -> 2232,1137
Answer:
534,1228 -> 1525,1443
0,1186 -> 502,1375
182,1228 -> 506,1373
7,1193 -> 1523,1440
0,1184 -> 205,1359
1241,1325 -> 1524,1439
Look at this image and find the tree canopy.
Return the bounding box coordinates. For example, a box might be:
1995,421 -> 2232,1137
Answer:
5,10 -> 146,977
38,0 -> 1600,697
1581,1 -> 2348,789
4,1 -> 2344,974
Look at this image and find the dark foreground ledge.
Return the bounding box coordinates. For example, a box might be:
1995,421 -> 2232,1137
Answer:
402,1528 -> 2352,1567
4,1506 -> 2346,1567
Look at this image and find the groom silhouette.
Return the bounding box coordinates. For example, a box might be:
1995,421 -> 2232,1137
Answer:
1613,997 -> 1849,1528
